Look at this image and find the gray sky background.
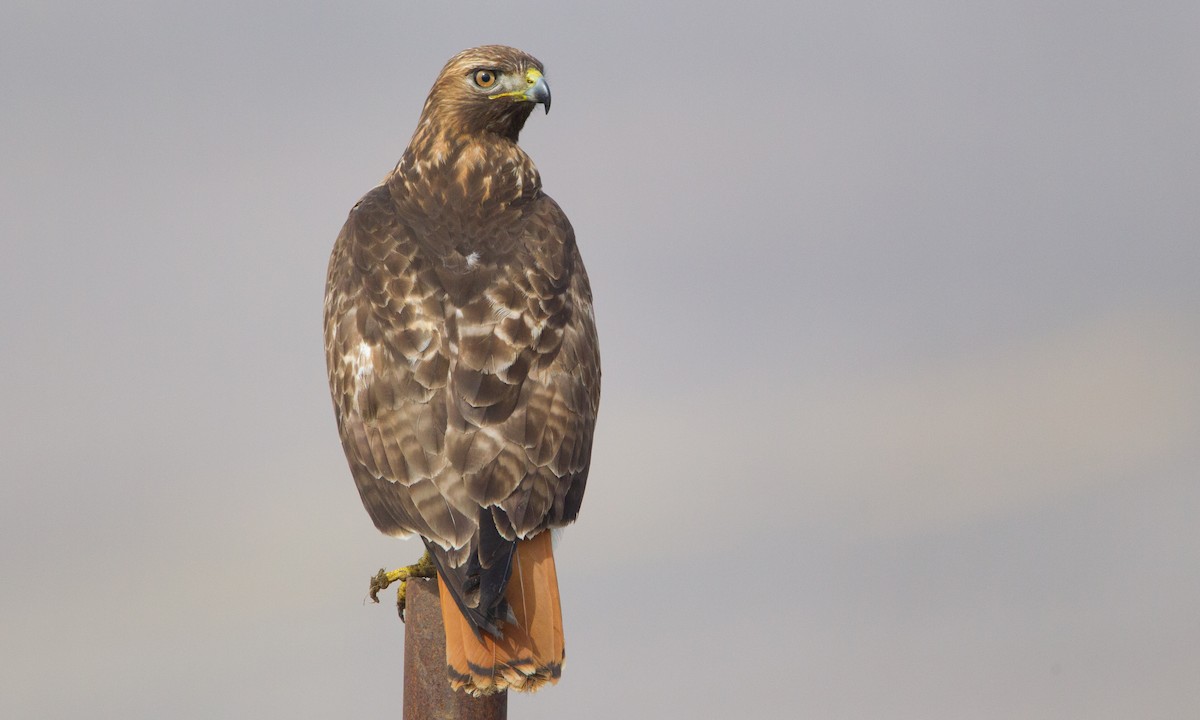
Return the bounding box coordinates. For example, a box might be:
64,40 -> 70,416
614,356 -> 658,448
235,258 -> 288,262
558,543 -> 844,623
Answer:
3,1 -> 1198,718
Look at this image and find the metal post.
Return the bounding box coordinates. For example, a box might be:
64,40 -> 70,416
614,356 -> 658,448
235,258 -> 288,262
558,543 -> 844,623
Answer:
403,577 -> 508,720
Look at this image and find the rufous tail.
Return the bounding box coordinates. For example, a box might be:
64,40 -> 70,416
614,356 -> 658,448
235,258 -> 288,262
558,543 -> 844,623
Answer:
438,529 -> 564,696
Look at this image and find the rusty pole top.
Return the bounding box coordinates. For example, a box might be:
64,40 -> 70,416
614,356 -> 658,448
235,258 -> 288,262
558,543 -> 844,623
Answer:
403,577 -> 508,720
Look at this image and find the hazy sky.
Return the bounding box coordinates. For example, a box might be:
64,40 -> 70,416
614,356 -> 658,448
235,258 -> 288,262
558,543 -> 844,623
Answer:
3,2 -> 1198,718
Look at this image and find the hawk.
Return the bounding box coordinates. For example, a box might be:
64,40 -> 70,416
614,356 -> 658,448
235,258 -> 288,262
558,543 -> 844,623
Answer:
323,46 -> 600,696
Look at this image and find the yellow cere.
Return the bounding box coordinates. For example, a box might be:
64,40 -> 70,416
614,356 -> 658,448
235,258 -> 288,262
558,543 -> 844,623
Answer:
489,69 -> 545,102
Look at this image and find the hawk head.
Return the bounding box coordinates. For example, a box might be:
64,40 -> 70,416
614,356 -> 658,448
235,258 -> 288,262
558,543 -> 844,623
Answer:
419,45 -> 551,140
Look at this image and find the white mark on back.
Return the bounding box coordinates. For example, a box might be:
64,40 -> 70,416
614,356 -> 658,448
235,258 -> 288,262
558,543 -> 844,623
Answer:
352,342 -> 373,385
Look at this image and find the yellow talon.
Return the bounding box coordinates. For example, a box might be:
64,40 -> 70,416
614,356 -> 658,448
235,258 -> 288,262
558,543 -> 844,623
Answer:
367,551 -> 437,620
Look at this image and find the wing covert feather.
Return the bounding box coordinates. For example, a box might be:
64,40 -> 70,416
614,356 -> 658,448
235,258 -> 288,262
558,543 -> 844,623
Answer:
325,186 -> 599,549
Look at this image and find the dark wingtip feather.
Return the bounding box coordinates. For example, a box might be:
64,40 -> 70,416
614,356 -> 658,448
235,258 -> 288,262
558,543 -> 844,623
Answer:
422,507 -> 517,638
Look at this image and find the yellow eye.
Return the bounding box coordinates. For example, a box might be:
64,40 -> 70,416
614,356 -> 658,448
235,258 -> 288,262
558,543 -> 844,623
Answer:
473,69 -> 497,88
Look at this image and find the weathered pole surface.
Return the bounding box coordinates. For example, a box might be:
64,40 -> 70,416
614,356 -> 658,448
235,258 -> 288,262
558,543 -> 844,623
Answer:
403,577 -> 508,720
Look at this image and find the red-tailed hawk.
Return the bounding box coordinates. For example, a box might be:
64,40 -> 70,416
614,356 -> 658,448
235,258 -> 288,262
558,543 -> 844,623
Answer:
324,46 -> 600,696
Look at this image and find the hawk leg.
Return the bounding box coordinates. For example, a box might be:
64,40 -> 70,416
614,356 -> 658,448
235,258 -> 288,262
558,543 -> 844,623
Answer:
368,551 -> 437,620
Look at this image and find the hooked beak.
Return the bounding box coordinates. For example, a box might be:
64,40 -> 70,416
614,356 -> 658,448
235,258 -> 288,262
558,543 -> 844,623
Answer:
489,68 -> 553,114
524,69 -> 551,114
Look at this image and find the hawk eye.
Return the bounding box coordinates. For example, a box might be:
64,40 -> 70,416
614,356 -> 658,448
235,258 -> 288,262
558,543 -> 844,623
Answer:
473,70 -> 497,88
